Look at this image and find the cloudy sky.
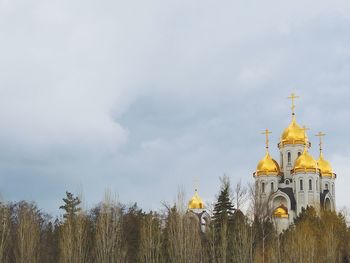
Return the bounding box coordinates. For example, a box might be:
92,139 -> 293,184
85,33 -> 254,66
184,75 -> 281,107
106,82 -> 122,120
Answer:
1,0 -> 350,215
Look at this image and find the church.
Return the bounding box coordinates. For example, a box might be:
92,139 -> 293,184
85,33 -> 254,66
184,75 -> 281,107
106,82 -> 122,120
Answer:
186,94 -> 336,233
254,93 -> 336,232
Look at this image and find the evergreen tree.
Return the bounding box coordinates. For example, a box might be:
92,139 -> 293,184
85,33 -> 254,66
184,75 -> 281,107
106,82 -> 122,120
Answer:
211,176 -> 235,263
212,176 -> 235,225
59,191 -> 82,219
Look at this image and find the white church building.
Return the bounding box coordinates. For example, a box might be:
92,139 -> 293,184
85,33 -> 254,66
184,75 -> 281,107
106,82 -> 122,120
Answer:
186,94 -> 336,233
253,94 -> 336,232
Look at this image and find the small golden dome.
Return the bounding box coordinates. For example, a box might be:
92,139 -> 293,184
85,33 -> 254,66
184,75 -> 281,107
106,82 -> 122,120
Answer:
188,189 -> 205,209
274,205 -> 288,218
280,117 -> 308,146
317,152 -> 334,177
255,152 -> 280,176
293,148 -> 318,173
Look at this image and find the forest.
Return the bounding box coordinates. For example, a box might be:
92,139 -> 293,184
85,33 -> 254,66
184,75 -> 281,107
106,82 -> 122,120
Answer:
0,177 -> 349,263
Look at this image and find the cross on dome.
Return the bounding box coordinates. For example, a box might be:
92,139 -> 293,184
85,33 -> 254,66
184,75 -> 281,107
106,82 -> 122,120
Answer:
315,131 -> 326,153
261,128 -> 272,152
287,93 -> 300,116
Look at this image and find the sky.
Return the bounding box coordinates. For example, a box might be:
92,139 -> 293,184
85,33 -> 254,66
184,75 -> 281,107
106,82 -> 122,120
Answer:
1,0 -> 350,216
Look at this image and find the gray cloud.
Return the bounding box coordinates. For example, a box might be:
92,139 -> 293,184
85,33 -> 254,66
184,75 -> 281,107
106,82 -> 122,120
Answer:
1,0 -> 350,214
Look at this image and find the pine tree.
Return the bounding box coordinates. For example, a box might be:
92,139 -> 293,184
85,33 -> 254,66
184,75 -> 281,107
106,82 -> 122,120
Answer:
211,176 -> 235,263
212,176 -> 235,225
59,191 -> 81,219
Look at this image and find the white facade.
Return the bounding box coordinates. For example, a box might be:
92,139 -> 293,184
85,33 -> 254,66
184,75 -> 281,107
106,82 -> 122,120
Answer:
254,115 -> 336,233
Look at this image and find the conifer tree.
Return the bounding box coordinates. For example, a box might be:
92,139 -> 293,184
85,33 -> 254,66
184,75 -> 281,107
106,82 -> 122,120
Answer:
59,192 -> 81,219
212,176 -> 235,226
211,176 -> 235,263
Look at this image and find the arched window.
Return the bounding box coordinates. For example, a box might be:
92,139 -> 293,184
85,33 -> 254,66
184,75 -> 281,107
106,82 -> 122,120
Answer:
287,152 -> 291,165
285,179 -> 289,185
325,183 -> 329,190
280,153 -> 283,168
262,182 -> 265,193
298,151 -> 302,157
300,179 -> 303,191
316,179 -> 318,191
309,179 -> 312,190
271,182 -> 274,191
332,184 -> 335,195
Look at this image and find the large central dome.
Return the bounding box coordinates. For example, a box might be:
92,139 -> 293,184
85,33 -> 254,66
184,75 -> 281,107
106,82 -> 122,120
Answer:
280,116 -> 307,146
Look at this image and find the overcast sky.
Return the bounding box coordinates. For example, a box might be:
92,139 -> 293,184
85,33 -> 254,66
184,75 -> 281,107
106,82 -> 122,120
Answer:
1,0 -> 350,215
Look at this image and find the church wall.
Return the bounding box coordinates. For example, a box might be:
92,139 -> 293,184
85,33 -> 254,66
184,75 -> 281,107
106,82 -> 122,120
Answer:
293,171 -> 320,214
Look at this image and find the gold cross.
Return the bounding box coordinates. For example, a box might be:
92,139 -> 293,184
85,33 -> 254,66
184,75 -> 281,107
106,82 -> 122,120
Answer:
261,128 -> 272,151
193,177 -> 199,192
315,131 -> 326,152
287,93 -> 300,115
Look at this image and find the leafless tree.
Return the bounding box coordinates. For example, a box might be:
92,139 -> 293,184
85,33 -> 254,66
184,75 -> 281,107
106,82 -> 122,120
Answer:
233,180 -> 248,211
14,202 -> 41,263
59,211 -> 90,263
165,190 -> 203,263
95,191 -> 126,263
138,212 -> 163,263
0,204 -> 10,263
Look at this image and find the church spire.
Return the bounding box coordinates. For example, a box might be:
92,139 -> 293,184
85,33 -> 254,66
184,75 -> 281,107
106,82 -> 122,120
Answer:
315,131 -> 326,156
287,93 -> 300,120
261,128 -> 272,153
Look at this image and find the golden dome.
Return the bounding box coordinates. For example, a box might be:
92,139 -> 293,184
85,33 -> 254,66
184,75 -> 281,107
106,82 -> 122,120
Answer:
317,152 -> 334,177
188,190 -> 205,209
293,148 -> 318,173
280,117 -> 308,146
274,205 -> 288,218
255,152 -> 280,176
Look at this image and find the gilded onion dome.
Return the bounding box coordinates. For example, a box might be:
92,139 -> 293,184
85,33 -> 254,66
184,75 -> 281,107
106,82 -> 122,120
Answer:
188,189 -> 205,209
274,204 -> 288,218
317,152 -> 334,177
255,152 -> 280,176
293,147 -> 318,173
280,116 -> 308,146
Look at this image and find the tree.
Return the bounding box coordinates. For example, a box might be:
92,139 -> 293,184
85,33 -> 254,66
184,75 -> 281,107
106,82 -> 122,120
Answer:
212,176 -> 235,226
138,212 -> 163,263
59,192 -> 81,220
164,206 -> 203,263
212,176 -> 235,263
0,203 -> 10,263
14,201 -> 41,263
58,192 -> 90,263
94,192 -> 126,263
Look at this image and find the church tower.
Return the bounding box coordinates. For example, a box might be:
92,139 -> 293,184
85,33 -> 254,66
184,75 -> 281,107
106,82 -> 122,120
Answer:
253,129 -> 281,201
316,132 -> 336,211
188,188 -> 209,232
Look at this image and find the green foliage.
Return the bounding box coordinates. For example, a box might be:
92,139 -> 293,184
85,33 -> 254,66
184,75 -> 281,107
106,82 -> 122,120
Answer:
212,176 -> 235,226
59,191 -> 82,219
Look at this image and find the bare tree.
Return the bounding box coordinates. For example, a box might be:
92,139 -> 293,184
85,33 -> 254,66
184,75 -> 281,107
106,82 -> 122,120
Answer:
138,212 -> 163,263
59,211 -> 90,263
0,204 -> 10,263
165,190 -> 203,263
247,183 -> 274,263
95,191 -> 126,263
14,202 -> 41,263
233,180 -> 248,211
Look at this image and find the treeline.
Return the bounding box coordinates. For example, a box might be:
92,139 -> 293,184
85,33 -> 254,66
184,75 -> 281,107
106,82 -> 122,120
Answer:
0,178 -> 349,263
